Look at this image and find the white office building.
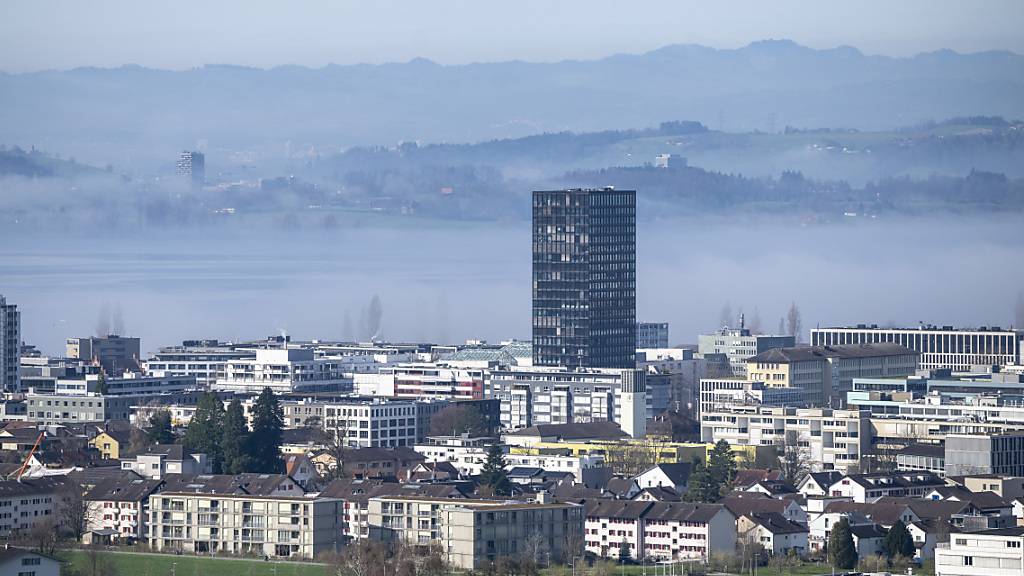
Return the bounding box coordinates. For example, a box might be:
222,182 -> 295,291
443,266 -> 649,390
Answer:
214,347 -> 351,394
812,325 -> 1023,372
935,527 -> 1024,576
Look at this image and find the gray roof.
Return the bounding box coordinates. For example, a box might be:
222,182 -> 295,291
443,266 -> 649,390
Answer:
0,477 -> 67,497
744,512 -> 808,535
748,343 -> 917,364
84,478 -> 163,502
641,462 -> 692,485
850,523 -> 888,539
160,473 -> 299,497
506,421 -> 628,441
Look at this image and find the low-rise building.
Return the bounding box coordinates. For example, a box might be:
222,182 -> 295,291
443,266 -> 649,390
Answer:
0,548 -> 61,576
737,512 -> 808,556
934,526 -> 1024,576
827,472 -> 947,503
414,435 -> 494,476
120,445 -> 211,479
0,477 -> 66,537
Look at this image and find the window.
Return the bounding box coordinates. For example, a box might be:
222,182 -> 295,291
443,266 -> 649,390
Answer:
963,556 -> 972,566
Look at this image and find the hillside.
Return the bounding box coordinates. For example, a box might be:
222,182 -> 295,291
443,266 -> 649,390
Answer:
1,40 -> 1023,170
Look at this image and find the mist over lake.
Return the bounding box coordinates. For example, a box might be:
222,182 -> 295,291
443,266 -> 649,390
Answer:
4,213 -> 1022,356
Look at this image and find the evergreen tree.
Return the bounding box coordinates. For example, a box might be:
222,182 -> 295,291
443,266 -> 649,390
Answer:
95,373 -> 108,395
618,536 -> 631,562
883,520 -> 916,560
183,392 -> 225,472
221,399 -> 252,474
828,518 -> 858,570
683,460 -> 720,503
145,410 -> 174,444
478,443 -> 511,496
248,387 -> 284,473
708,439 -> 737,493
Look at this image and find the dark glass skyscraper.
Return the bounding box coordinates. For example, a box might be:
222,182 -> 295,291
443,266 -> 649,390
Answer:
532,188 -> 636,369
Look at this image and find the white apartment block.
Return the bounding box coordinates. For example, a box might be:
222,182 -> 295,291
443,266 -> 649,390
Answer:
488,366 -> 648,437
322,398 -> 419,448
143,345 -> 254,387
826,472 -> 946,503
505,452 -> 605,483
414,435 -> 493,476
147,475 -> 342,558
0,295 -> 20,392
356,363 -> 487,400
848,391 -> 1024,443
214,347 -> 351,394
935,527 -> 1024,576
812,325 -> 1023,372
584,500 -> 736,562
84,478 -> 163,542
700,406 -> 871,473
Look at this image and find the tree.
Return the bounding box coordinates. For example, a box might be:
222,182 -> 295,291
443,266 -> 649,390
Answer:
57,481 -> 94,542
83,544 -> 120,576
683,460 -> 720,503
786,302 -> 802,342
778,432 -> 811,485
429,404 -> 489,437
183,392 -> 225,472
144,410 -> 174,444
248,387 -> 284,473
883,520 -> 916,560
220,399 -> 252,474
708,439 -> 737,494
618,536 -> 631,562
828,517 -> 858,570
95,373 -> 108,395
478,443 -> 511,496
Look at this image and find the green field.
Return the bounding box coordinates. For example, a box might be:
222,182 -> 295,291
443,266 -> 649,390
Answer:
62,550 -> 325,576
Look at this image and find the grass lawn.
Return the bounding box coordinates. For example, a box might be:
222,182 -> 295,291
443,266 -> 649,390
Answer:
61,550 -> 325,576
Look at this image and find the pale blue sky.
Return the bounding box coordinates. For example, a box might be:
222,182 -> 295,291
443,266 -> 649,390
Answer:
2,0 -> 1022,72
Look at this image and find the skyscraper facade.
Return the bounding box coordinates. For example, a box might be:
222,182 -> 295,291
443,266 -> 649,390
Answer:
0,295 -> 20,392
532,188 -> 636,369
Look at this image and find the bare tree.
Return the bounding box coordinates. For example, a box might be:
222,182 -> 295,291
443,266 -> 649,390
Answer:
719,302 -> 733,329
786,302 -> 802,342
58,483 -> 96,542
522,532 -> 550,568
778,432 -> 812,485
18,518 -> 61,555
83,544 -> 120,576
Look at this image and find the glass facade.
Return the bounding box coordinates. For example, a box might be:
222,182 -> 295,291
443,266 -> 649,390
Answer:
532,188 -> 636,369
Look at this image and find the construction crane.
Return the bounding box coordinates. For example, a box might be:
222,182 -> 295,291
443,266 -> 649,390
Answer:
12,432 -> 45,482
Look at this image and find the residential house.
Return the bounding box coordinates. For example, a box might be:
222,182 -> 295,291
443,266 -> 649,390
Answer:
634,463 -> 692,493
83,477 -> 163,542
120,445 -> 210,479
827,472 -> 946,502
0,548 -> 61,576
737,512 -> 808,556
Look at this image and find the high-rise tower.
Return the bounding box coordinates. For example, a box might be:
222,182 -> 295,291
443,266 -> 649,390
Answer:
0,295 -> 20,392
532,187 -> 636,369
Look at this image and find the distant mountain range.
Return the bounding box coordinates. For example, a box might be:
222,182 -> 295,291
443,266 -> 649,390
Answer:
1,40 -> 1022,170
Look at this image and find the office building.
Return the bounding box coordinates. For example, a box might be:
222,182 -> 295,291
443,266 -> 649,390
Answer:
54,372 -> 195,396
367,495 -> 584,569
25,389 -> 203,425
66,335 -> 141,375
321,397 -> 420,448
698,378 -> 806,416
945,433 -> 1024,477
637,348 -> 708,413
0,295 -> 19,392
532,188 -> 636,369
746,343 -> 918,406
355,363 -> 487,400
698,325 -> 794,376
176,150 -> 205,186
637,322 -> 669,349
811,325 -> 1023,372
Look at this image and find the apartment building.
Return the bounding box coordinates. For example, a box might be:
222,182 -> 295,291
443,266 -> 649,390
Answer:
698,378 -> 806,416
214,347 -> 351,394
934,527 -> 1024,576
0,477 -> 65,537
120,445 -> 211,479
583,500 -> 736,562
414,435 -> 493,476
746,343 -> 919,405
700,407 -> 871,473
142,343 -> 255,387
355,363 -> 487,400
847,390 -> 1024,443
827,472 -> 947,503
368,495 -> 584,569
147,474 -> 342,558
488,366 -> 648,437
84,477 -> 163,542
320,397 -> 420,448
812,325 -> 1023,372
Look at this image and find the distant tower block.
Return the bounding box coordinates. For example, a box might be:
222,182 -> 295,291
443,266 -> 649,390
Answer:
176,150 -> 205,186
